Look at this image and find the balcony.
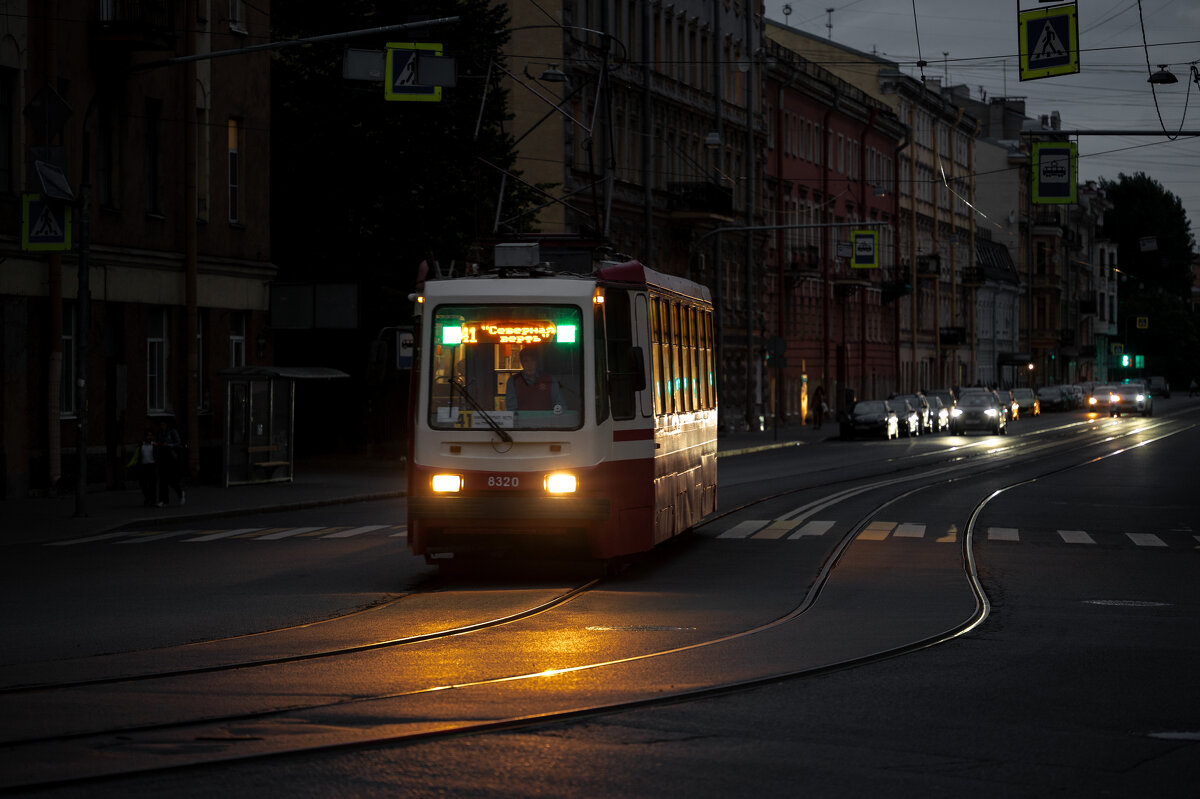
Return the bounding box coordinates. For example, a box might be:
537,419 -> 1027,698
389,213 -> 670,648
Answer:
91,0 -> 176,52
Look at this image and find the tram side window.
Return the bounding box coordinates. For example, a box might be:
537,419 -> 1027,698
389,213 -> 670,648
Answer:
593,295 -> 609,424
701,311 -> 714,409
604,289 -> 638,420
650,298 -> 666,415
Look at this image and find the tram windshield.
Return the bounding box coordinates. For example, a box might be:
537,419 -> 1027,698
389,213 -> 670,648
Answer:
429,304 -> 585,431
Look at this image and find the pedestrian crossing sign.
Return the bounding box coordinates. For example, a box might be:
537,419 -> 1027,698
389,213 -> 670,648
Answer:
385,42 -> 443,102
21,194 -> 72,252
1019,4 -> 1079,81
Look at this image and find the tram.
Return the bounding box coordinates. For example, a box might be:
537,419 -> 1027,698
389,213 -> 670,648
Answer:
406,243 -> 717,564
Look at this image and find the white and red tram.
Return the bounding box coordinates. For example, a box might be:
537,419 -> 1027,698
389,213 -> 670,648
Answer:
406,245 -> 717,563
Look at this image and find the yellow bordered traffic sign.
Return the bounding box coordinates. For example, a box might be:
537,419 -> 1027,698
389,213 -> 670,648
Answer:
1019,4 -> 1079,81
851,230 -> 879,268
21,194 -> 72,252
385,42 -> 442,102
1032,142 -> 1077,204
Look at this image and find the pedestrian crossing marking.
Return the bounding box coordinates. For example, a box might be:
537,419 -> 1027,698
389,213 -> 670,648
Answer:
752,520 -> 800,540
858,521 -> 895,541
49,532 -> 132,546
242,527 -> 289,538
788,520 -> 835,539
1058,530 -> 1094,545
1127,533 -> 1166,547
893,523 -> 925,539
718,520 -> 770,539
988,527 -> 1020,542
255,526 -> 326,540
117,530 -> 201,544
322,524 -> 390,539
185,528 -> 263,542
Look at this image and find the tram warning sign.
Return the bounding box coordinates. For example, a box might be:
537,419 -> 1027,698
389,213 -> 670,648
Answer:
1032,142 -> 1077,204
1019,4 -> 1079,81
851,230 -> 879,269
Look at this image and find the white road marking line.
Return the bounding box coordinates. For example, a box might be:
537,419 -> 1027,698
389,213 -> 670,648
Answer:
718,520 -> 770,539
988,526 -> 1020,541
322,524 -> 390,539
1058,529 -> 1095,545
893,523 -> 926,538
788,520 -> 835,539
1126,533 -> 1167,547
254,527 -> 327,540
184,528 -> 263,542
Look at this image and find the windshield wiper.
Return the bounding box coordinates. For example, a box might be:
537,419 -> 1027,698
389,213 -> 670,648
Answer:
451,376 -> 513,444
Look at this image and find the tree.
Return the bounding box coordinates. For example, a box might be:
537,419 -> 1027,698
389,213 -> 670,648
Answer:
1100,172 -> 1199,382
270,0 -> 531,289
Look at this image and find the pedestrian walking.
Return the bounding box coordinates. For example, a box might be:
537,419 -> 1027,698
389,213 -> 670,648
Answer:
126,428 -> 159,507
156,420 -> 186,506
812,386 -> 826,429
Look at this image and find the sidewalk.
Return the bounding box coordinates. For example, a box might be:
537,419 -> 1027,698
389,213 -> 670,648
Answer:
2,422 -> 829,545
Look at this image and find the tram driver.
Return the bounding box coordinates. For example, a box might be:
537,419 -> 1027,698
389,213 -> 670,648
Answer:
505,345 -> 564,411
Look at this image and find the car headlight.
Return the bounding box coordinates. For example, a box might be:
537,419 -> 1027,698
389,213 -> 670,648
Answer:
431,473 -> 463,493
984,408 -> 997,417
1136,394 -> 1145,402
951,408 -> 963,417
544,472 -> 577,494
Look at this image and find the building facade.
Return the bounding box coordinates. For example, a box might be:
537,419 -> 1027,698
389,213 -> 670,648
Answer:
1,1 -> 274,498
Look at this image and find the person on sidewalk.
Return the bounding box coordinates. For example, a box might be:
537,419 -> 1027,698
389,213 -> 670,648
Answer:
157,420 -> 186,506
812,386 -> 826,429
126,428 -> 159,507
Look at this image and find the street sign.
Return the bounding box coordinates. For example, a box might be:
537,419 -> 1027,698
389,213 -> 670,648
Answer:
396,327 -> 415,369
385,42 -> 442,102
1032,142 -> 1077,204
851,230 -> 879,268
21,194 -> 72,252
1136,316 -> 1148,330
1019,4 -> 1079,81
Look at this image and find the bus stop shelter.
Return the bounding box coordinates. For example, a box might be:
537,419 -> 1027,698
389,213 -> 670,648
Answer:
221,366 -> 349,487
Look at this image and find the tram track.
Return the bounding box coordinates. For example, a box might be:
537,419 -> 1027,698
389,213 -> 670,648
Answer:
2,414 -> 1190,793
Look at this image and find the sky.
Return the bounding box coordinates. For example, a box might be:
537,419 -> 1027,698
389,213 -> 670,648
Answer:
762,0 -> 1200,240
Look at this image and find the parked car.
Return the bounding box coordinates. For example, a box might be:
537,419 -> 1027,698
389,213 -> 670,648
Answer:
1147,376 -> 1170,398
844,400 -> 899,440
1111,382 -> 1153,417
1036,385 -> 1068,411
892,398 -> 923,437
891,394 -> 932,434
1012,387 -> 1040,417
949,393 -> 1008,435
927,395 -> 951,433
1063,384 -> 1085,409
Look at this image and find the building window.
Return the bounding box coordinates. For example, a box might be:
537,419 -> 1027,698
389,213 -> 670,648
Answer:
230,312 -> 246,368
196,106 -> 210,221
148,307 -> 168,412
229,0 -> 246,33
227,118 -> 242,223
0,67 -> 14,194
61,302 -> 76,416
145,98 -> 163,215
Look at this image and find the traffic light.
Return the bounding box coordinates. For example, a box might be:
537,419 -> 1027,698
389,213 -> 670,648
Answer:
1121,354 -> 1131,367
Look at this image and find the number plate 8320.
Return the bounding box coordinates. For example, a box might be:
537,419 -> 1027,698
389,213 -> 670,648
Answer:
485,474 -> 521,488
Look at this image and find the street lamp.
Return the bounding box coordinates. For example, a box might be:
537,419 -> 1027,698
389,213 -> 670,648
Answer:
1147,65 -> 1177,84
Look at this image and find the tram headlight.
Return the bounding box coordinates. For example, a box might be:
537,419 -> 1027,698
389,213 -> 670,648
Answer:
431,473 -> 464,493
544,472 -> 577,494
